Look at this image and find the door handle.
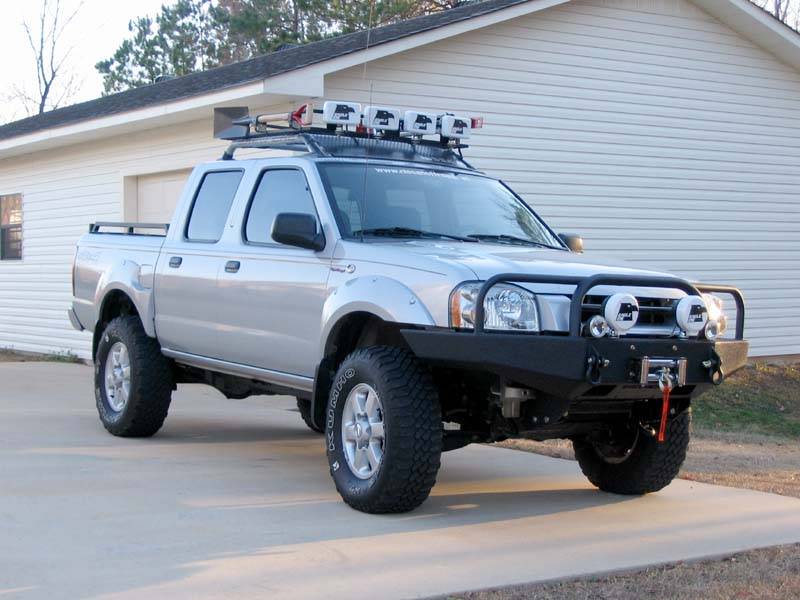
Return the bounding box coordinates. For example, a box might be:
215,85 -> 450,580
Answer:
225,260 -> 241,273
169,256 -> 182,268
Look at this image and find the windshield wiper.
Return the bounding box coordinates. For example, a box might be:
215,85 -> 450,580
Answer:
467,233 -> 561,249
354,227 -> 478,243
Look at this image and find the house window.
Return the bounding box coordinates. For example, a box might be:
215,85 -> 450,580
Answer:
0,194 -> 22,260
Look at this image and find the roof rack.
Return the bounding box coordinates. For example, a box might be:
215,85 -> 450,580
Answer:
219,128 -> 476,170
213,103 -> 482,170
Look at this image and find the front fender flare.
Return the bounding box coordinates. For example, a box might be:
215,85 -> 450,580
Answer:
319,276 -> 435,360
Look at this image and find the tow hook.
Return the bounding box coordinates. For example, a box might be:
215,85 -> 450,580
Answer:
585,355 -> 609,385
657,368 -> 674,443
703,352 -> 725,385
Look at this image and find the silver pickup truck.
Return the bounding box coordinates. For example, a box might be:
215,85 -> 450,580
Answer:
70,104 -> 748,513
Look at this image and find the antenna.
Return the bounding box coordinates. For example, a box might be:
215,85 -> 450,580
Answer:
358,0 -> 377,242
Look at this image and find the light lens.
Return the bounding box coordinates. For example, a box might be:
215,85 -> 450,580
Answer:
702,293 -> 727,336
705,319 -> 720,341
588,315 -> 610,338
450,282 -> 539,331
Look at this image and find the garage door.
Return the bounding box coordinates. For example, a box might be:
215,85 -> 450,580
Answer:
135,169 -> 192,223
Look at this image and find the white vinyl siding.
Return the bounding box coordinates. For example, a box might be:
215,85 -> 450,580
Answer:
0,0 -> 797,358
327,0 -> 800,357
0,104 -> 292,358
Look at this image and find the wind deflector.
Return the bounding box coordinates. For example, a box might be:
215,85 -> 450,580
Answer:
214,107 -> 250,140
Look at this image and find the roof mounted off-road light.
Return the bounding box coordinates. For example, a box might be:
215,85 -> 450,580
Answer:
215,100 -> 484,163
322,101 -> 362,126
440,114 -> 472,139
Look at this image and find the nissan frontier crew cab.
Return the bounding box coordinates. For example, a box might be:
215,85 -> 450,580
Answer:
70,102 -> 748,513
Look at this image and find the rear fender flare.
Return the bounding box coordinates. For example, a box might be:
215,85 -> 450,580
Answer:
94,261 -> 157,337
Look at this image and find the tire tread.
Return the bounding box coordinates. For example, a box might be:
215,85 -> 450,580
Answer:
96,316 -> 173,438
573,410 -> 690,495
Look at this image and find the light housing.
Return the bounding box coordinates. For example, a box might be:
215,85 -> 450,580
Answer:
450,282 -> 539,331
322,101 -> 362,126
440,114 -> 471,138
403,110 -> 437,135
364,105 -> 401,131
603,293 -> 640,334
675,295 -> 708,337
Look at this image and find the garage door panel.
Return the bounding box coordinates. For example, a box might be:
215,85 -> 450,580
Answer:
136,170 -> 191,223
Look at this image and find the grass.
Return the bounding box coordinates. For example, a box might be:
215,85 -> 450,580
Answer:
481,362 -> 800,600
692,362 -> 800,439
442,544 -> 800,600
0,348 -> 84,364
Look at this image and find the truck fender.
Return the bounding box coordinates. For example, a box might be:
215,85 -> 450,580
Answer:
94,260 -> 157,337
319,276 -> 435,360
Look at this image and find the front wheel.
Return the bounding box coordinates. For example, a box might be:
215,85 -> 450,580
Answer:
573,410 -> 690,495
95,316 -> 174,437
326,346 -> 442,513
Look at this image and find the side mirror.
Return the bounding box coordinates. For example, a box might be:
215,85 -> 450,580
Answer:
272,213 -> 325,251
558,232 -> 584,253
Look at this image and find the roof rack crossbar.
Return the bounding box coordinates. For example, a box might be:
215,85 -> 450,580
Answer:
222,132 -> 321,160
219,128 -> 473,171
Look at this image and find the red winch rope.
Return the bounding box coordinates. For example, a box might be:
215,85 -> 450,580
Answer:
657,383 -> 671,443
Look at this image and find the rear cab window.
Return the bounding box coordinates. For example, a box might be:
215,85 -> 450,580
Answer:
185,170 -> 243,242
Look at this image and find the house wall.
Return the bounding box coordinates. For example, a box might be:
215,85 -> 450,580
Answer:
0,121 -> 230,358
0,0 -> 798,359
327,0 -> 800,357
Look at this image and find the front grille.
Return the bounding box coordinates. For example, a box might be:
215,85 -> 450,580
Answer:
581,295 -> 679,337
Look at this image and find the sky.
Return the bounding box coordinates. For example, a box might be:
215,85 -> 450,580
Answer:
1,0 -> 799,125
0,0 -> 166,123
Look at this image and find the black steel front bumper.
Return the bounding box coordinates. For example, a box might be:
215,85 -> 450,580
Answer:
402,272 -> 748,401
401,330 -> 748,400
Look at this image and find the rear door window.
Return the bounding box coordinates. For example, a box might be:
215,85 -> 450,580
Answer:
186,171 -> 243,242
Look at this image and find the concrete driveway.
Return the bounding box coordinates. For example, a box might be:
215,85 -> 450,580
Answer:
1,362 -> 799,599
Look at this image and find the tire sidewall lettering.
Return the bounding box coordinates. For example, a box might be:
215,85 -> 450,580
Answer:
326,367 -> 356,452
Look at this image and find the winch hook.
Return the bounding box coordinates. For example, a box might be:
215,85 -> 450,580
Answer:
657,367 -> 674,443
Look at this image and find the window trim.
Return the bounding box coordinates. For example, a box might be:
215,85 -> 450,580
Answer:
241,167 -> 321,249
183,169 -> 244,244
0,193 -> 23,261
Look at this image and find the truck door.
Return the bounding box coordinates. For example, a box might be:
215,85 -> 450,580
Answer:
215,167 -> 331,377
154,169 -> 244,358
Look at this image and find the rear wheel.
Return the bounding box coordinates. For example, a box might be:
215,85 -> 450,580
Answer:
95,316 -> 173,437
573,410 -> 690,495
326,346 -> 442,513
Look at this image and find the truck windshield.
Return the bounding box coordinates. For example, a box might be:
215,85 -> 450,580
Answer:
317,163 -> 563,248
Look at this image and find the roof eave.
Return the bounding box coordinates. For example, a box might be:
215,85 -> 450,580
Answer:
694,0 -> 800,71
0,0 -> 571,158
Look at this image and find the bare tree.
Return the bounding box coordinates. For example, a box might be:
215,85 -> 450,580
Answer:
12,0 -> 83,116
751,0 -> 800,28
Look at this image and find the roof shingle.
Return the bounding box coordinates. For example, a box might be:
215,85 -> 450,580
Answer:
0,0 -> 529,142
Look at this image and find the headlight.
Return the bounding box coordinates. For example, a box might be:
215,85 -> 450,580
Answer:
702,293 -> 728,336
450,282 -> 539,331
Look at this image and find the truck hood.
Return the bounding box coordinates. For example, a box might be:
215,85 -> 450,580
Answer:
352,240 -> 682,295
